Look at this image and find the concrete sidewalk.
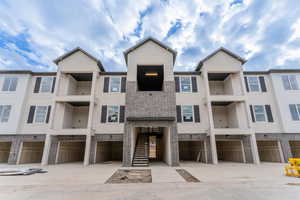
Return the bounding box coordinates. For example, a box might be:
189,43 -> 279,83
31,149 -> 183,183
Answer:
0,162 -> 300,200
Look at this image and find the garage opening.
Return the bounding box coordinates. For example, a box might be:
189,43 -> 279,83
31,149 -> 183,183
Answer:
57,141 -> 85,164
0,142 -> 11,163
257,141 -> 283,162
95,141 -> 123,163
216,140 -> 245,162
179,141 -> 206,163
289,141 -> 300,158
19,142 -> 44,164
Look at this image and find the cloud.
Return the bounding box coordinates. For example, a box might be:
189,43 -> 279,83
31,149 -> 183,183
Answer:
0,0 -> 299,72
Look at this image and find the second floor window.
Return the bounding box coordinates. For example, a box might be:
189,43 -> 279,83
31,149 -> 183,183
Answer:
289,104 -> 300,121
110,77 -> 121,92
180,77 -> 192,92
2,77 -> 18,92
253,105 -> 266,122
34,106 -> 48,123
182,105 -> 193,122
282,75 -> 299,90
107,106 -> 119,123
0,105 -> 12,122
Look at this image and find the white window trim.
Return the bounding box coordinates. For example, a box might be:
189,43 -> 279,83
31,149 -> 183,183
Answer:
33,105 -> 48,124
0,105 -> 11,123
253,105 -> 267,122
282,75 -> 299,91
1,77 -> 18,92
179,76 -> 192,93
247,76 -> 261,92
106,105 -> 120,123
39,77 -> 54,93
181,105 -> 194,123
291,104 -> 300,121
109,77 -> 121,93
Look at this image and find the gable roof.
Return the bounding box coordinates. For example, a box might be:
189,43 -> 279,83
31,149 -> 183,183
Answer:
195,47 -> 247,71
53,47 -> 105,71
123,37 -> 177,65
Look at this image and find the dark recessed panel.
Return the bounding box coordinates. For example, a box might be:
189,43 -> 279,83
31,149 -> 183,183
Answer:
208,73 -> 230,81
137,65 -> 164,91
69,73 -> 93,81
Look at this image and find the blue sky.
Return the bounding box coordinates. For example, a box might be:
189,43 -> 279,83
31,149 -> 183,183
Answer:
0,0 -> 300,72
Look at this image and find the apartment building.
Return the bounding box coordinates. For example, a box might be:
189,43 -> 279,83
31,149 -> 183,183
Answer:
0,37 -> 299,166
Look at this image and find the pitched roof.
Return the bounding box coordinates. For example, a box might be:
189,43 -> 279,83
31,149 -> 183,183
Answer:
195,47 -> 247,71
123,37 -> 177,65
53,47 -> 105,71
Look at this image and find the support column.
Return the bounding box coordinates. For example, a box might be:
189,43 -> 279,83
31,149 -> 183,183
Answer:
250,134 -> 260,164
41,134 -> 52,165
170,125 -> 179,166
122,123 -> 132,167
8,138 -> 22,165
210,135 -> 218,164
84,135 -> 92,166
280,139 -> 293,162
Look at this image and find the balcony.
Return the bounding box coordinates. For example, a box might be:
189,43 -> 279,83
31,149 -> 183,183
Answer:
210,101 -> 250,135
57,73 -> 93,96
208,72 -> 244,96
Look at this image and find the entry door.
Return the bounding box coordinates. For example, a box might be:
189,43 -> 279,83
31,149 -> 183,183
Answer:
149,136 -> 156,159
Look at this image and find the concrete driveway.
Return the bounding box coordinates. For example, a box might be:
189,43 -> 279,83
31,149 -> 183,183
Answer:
0,162 -> 299,200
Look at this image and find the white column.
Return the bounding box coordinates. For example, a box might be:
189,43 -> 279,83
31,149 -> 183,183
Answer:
250,134 -> 260,164
84,134 -> 92,166
210,134 -> 218,164
41,134 -> 51,165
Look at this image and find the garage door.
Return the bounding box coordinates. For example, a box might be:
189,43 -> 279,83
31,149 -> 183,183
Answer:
19,142 -> 44,164
257,141 -> 282,162
0,142 -> 11,163
216,141 -> 244,162
95,141 -> 123,163
290,141 -> 300,158
57,141 -> 85,164
179,141 -> 206,162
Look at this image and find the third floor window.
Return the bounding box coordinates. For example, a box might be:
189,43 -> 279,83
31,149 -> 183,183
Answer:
2,77 -> 18,92
110,77 -> 121,92
282,75 -> 299,90
180,77 -> 192,92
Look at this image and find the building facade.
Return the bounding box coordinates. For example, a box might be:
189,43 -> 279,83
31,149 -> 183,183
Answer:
0,38 -> 300,166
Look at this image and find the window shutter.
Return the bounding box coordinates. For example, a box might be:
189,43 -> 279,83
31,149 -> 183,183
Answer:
119,106 -> 125,123
175,77 -> 180,92
27,106 -> 36,123
193,105 -> 200,123
176,105 -> 182,123
121,77 -> 126,93
103,77 -> 110,93
289,104 -> 299,120
249,105 -> 255,122
101,105 -> 107,123
244,77 -> 249,92
191,77 -> 198,92
51,77 -> 56,93
259,76 -> 267,92
34,77 -> 41,93
46,106 -> 51,123
265,105 -> 273,122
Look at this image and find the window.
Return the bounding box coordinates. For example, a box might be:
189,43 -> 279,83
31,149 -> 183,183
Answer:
34,106 -> 48,123
0,105 -> 12,122
248,77 -> 260,92
2,77 -> 18,92
107,106 -> 119,123
282,75 -> 299,90
40,77 -> 54,93
110,77 -> 121,92
289,104 -> 300,121
182,105 -> 193,122
253,105 -> 266,122
180,77 -> 192,92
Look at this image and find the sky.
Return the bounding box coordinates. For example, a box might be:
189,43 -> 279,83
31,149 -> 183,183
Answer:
0,0 -> 300,72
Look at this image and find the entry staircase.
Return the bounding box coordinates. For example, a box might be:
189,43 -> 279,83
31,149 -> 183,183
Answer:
132,133 -> 149,167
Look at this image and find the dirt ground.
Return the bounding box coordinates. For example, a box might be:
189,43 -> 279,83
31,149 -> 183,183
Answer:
0,162 -> 300,200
